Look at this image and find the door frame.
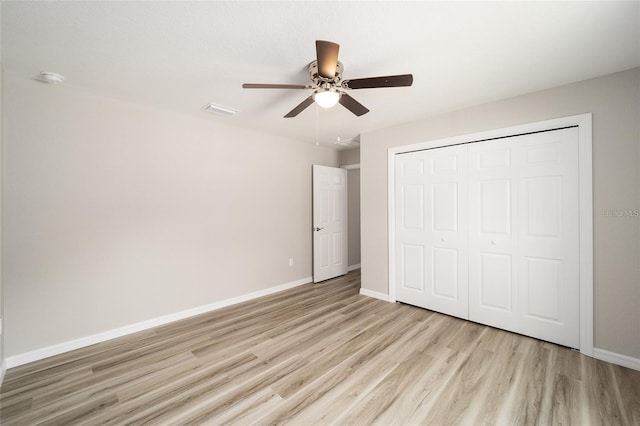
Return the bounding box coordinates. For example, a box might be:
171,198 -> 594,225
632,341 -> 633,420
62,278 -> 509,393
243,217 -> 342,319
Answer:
342,164 -> 361,272
387,113 -> 593,356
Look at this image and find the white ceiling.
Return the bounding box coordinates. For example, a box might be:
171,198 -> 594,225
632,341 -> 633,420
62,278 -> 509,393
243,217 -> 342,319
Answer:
3,1 -> 639,149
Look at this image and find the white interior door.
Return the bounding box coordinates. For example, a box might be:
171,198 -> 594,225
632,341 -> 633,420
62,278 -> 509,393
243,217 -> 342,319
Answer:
468,127 -> 580,348
394,145 -> 469,319
313,165 -> 348,282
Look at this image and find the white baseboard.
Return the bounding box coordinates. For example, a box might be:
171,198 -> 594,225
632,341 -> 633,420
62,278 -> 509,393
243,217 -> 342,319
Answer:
348,263 -> 361,272
594,347 -> 640,372
5,276 -> 312,369
0,359 -> 6,386
359,288 -> 391,302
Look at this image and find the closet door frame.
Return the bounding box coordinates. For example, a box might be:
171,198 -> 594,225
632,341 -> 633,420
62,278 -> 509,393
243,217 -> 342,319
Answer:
387,113 -> 593,356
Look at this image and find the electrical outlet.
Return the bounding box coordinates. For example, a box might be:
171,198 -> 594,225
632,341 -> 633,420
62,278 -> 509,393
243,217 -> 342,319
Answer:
288,258 -> 294,267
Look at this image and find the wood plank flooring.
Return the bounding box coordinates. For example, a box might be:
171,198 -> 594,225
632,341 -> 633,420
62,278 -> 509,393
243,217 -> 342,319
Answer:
2,270 -> 639,425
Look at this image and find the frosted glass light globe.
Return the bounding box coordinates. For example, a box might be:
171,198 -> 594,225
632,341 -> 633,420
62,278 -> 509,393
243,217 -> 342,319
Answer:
313,89 -> 340,108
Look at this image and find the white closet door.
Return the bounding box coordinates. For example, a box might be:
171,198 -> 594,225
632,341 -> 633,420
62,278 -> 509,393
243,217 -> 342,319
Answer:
468,127 -> 580,348
395,145 -> 469,319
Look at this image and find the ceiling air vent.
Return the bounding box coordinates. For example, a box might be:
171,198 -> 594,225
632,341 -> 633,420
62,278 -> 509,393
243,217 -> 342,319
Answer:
202,102 -> 239,117
335,135 -> 360,148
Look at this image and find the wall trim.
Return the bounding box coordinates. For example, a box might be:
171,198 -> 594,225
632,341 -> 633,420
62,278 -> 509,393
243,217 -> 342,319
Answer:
0,360 -> 6,386
348,263 -> 361,272
594,348 -> 640,372
5,276 -> 312,369
342,163 -> 360,170
387,113 -> 594,357
360,288 -> 391,302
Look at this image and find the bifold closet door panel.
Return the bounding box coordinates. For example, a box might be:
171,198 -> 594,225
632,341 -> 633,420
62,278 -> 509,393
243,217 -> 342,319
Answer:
468,127 -> 580,348
395,145 -> 469,320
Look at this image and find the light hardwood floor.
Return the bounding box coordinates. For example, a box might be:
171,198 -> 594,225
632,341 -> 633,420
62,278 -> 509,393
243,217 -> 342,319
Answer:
1,270 -> 639,425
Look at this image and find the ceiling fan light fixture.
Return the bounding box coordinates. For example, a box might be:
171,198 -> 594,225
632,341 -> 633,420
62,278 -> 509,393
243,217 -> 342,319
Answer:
313,88 -> 340,108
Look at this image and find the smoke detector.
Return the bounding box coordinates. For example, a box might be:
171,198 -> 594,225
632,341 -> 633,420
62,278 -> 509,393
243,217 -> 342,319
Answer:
35,71 -> 65,84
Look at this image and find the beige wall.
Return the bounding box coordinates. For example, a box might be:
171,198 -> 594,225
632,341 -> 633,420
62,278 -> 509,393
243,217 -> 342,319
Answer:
346,170 -> 361,268
361,67 -> 640,359
0,5 -> 4,375
3,71 -> 338,357
339,147 -> 360,167
339,148 -> 361,268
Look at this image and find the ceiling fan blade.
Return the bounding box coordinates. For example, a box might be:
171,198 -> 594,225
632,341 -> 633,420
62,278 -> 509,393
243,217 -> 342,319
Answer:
316,40 -> 340,79
284,96 -> 315,118
339,93 -> 369,117
243,83 -> 313,89
342,74 -> 414,89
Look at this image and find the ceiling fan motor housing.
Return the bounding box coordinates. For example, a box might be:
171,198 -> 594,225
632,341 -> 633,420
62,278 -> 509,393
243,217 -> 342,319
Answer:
309,60 -> 344,87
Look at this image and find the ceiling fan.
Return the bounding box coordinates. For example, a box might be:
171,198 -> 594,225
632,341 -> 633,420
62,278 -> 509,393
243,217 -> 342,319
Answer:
242,40 -> 413,118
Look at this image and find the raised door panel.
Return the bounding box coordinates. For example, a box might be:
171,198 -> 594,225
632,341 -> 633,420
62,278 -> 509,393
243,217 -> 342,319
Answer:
432,247 -> 459,299
402,184 -> 424,231
479,179 -> 511,235
524,257 -> 562,322
432,182 -> 458,232
318,234 -> 329,269
400,244 -> 425,292
478,252 -> 512,312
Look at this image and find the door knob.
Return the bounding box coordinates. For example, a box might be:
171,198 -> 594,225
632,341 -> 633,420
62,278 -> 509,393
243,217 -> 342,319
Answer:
314,227 -> 324,231
441,237 -> 446,242
491,240 -> 497,245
